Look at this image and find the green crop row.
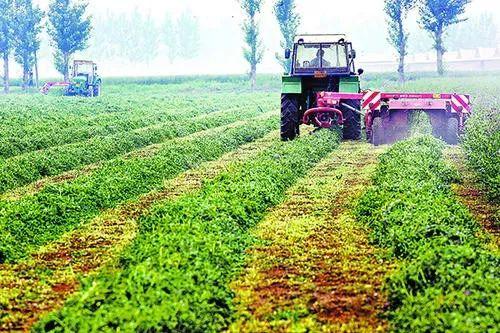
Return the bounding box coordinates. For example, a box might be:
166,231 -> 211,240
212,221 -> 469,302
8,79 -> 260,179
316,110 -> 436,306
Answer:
0,93 -> 276,160
356,136 -> 499,332
34,130 -> 341,332
0,106 -> 273,194
0,115 -> 277,263
462,108 -> 500,203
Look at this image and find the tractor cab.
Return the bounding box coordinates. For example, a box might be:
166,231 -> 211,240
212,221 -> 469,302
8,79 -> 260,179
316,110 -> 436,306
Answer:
288,34 -> 360,77
71,60 -> 97,82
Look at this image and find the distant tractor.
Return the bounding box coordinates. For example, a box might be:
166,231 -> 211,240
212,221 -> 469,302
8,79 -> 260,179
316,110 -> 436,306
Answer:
41,60 -> 102,97
281,34 -> 472,145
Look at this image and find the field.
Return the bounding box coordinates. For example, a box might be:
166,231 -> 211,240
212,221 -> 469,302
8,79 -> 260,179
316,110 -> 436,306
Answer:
0,74 -> 498,332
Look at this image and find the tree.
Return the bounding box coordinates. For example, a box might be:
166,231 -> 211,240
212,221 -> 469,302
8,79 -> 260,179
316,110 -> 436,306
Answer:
0,0 -> 14,93
384,0 -> 415,83
446,12 -> 497,51
239,0 -> 264,89
274,0 -> 300,73
12,0 -> 43,90
162,14 -> 178,63
177,10 -> 200,59
47,0 -> 92,81
418,0 -> 471,75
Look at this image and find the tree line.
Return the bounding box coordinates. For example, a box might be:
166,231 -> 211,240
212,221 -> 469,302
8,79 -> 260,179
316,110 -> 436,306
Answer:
0,0 -> 91,93
384,0 -> 471,81
240,0 -> 475,86
87,10 -> 199,65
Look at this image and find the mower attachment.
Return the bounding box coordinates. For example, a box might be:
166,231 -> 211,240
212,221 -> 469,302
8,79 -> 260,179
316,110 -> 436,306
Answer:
302,91 -> 472,145
40,82 -> 70,95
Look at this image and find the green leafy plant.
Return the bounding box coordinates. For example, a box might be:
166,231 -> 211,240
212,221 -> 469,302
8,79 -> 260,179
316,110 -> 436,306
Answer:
356,135 -> 499,331
0,115 -> 277,263
34,130 -> 341,331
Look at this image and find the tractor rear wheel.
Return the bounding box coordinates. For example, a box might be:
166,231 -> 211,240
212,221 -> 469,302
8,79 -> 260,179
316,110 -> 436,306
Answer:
340,100 -> 362,140
444,117 -> 459,145
372,117 -> 384,146
281,94 -> 299,141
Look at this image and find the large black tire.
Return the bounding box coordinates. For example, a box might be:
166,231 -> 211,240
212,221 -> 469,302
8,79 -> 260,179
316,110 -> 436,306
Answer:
93,84 -> 101,97
372,117 -> 384,146
340,100 -> 362,140
281,94 -> 300,141
444,117 -> 459,145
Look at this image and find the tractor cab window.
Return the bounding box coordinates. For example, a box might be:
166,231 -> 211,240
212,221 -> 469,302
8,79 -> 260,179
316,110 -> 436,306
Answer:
295,43 -> 349,70
322,44 -> 347,68
74,63 -> 94,77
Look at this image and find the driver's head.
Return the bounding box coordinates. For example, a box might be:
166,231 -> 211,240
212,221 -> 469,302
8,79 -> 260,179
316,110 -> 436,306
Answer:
316,49 -> 325,57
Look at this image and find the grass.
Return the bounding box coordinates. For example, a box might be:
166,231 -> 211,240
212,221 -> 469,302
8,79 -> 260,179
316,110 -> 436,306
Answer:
355,135 -> 499,331
0,132 -> 280,330
34,130 -> 340,332
0,115 -> 277,263
229,141 -> 391,332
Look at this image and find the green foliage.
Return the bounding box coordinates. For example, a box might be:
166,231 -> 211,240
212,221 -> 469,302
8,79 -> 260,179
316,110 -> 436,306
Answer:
356,135 -> 499,331
384,0 -> 415,82
387,244 -> 500,331
34,130 -> 340,332
11,0 -> 43,83
462,108 -> 500,203
273,0 -> 300,73
418,0 -> 471,75
176,10 -> 200,59
239,0 -> 264,88
0,104 -> 274,193
0,0 -> 14,55
47,0 -> 92,79
0,116 -> 277,263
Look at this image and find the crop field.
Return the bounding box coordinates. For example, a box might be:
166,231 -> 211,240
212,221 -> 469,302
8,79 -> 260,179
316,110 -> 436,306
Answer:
0,74 -> 498,332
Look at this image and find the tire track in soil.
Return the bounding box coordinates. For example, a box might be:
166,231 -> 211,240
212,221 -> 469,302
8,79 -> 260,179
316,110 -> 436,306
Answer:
444,146 -> 499,248
230,142 -> 393,332
0,131 -> 279,332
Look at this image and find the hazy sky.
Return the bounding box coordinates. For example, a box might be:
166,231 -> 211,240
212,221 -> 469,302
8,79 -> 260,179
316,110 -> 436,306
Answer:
27,0 -> 500,76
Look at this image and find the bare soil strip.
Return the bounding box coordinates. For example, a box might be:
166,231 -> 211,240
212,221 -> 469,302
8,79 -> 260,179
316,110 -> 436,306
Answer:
230,142 -> 393,332
444,146 -> 499,248
0,132 -> 278,331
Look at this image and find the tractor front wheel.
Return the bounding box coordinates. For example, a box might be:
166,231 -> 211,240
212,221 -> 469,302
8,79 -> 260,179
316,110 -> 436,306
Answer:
340,100 -> 362,140
281,94 -> 300,141
372,117 -> 384,146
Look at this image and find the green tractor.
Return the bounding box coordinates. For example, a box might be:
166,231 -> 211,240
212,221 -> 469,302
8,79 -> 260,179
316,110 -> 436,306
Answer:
281,34 -> 364,141
66,60 -> 102,97
41,60 -> 102,97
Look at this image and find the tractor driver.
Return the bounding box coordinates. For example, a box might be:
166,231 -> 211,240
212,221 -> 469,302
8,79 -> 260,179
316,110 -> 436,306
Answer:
310,48 -> 330,68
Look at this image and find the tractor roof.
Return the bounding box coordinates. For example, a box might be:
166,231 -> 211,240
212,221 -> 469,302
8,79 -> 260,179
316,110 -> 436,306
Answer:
74,60 -> 96,65
294,34 -> 348,44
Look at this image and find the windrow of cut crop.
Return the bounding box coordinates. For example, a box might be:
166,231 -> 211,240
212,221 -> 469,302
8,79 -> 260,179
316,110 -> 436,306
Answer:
33,130 -> 341,332
0,115 -> 277,263
0,132 -> 280,331
355,136 -> 499,332
0,105 -> 273,194
0,93 -> 276,160
462,107 -> 500,203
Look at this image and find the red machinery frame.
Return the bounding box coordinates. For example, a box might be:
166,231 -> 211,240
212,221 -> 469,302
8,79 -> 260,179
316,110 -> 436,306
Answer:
303,91 -> 472,136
